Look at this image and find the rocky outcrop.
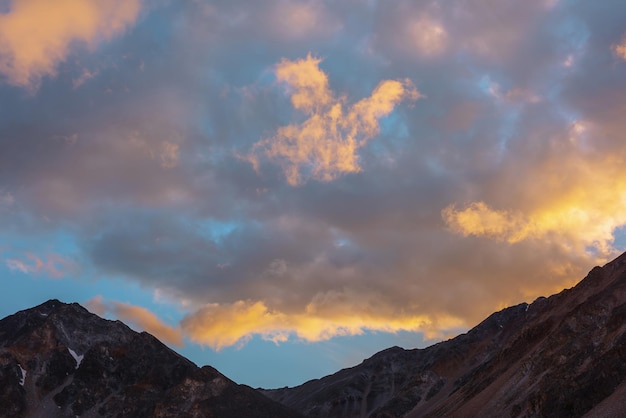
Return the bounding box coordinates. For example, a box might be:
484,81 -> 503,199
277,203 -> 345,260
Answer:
264,252 -> 626,417
0,300 -> 301,418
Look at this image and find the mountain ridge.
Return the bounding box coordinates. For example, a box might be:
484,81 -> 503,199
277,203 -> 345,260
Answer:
0,299 -> 302,418
264,252 -> 626,417
2,252 -> 626,416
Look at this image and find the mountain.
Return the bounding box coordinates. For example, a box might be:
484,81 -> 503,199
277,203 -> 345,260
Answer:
0,299 -> 301,418
264,252 -> 626,417
3,252 -> 626,418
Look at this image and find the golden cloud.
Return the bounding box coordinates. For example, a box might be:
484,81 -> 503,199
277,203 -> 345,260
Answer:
180,299 -> 463,351
86,296 -> 184,347
443,199 -> 623,253
247,54 -> 421,186
0,0 -> 141,89
443,122 -> 626,256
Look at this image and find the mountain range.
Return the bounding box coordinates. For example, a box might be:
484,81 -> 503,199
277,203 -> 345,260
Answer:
0,299 -> 301,417
3,252 -> 626,417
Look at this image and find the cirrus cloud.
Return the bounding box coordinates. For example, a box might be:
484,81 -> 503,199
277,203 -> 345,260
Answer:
5,252 -> 78,278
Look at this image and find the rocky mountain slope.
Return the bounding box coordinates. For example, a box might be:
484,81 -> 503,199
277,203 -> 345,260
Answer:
0,299 -> 301,418
3,252 -> 626,417
264,252 -> 626,417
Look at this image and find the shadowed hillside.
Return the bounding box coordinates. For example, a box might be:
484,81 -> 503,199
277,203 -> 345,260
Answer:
264,252 -> 626,417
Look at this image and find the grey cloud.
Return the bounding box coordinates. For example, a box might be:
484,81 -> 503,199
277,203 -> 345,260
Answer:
2,0 -> 626,345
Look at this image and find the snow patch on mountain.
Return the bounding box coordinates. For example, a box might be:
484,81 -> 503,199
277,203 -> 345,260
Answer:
18,364 -> 26,386
68,347 -> 84,369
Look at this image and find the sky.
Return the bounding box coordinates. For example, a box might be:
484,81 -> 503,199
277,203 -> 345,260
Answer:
2,0 -> 626,389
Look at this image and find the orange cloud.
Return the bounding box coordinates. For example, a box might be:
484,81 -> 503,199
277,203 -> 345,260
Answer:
86,296 -> 184,347
0,0 -> 141,89
613,35 -> 626,60
443,199 -> 623,254
443,123 -> 626,257
181,299 -> 463,351
247,54 -> 421,185
442,202 -> 527,242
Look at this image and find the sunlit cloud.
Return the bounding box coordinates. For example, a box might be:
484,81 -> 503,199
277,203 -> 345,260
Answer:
180,299 -> 463,351
2,0 -> 626,389
247,54 -> 421,185
443,199 -> 625,254
443,121 -> 626,256
0,0 -> 141,89
86,296 -> 184,347
613,35 -> 626,60
5,252 -> 77,278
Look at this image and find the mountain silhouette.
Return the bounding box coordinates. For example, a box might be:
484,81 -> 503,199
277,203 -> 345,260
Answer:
3,252 -> 626,417
0,299 -> 301,417
264,252 -> 626,417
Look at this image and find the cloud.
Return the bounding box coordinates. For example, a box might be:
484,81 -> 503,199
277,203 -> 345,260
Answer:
267,0 -> 341,40
443,116 -> 626,258
447,0 -> 555,61
0,0 -> 141,89
188,0 -> 340,43
613,35 -> 626,60
0,190 -> 13,209
158,141 -> 180,169
5,252 -> 77,278
128,131 -> 182,169
86,296 -> 184,347
180,299 -> 463,351
443,197 -> 623,254
409,15 -> 448,56
3,0 -> 626,366
247,54 -> 421,185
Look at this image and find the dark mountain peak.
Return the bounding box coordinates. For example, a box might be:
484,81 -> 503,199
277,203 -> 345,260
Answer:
267,251 -> 626,417
25,299 -> 90,319
0,300 -> 302,418
34,298 -> 64,310
0,298 -> 137,358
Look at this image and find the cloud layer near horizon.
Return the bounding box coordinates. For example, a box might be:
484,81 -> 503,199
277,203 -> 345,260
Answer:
3,0 -> 626,350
